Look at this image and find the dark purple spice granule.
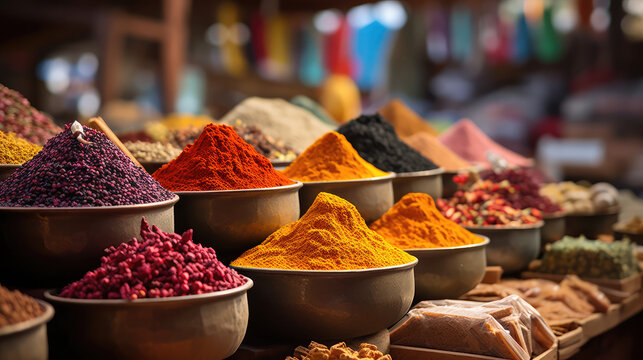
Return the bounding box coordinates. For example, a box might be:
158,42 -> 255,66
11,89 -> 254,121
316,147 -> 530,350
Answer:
60,219 -> 247,300
0,124 -> 173,207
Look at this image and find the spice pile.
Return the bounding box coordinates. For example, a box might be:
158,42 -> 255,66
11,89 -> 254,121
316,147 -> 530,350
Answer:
287,341 -> 390,360
371,193 -> 484,249
231,192 -> 416,270
0,124 -> 173,207
472,169 -> 562,214
144,121 -> 205,149
437,179 -> 543,226
337,114 -> 437,173
124,141 -> 182,163
537,236 -> 638,279
615,216 -> 643,234
0,84 -> 61,145
160,114 -> 213,130
220,97 -> 334,153
379,99 -> 438,138
0,130 -> 41,164
231,120 -> 297,161
464,276 -> 611,328
541,182 -> 619,214
291,95 -> 336,126
0,284 -> 44,327
403,133 -> 470,171
439,119 -> 532,168
60,219 -> 246,300
391,295 -> 556,359
153,124 -> 293,191
283,132 -> 388,182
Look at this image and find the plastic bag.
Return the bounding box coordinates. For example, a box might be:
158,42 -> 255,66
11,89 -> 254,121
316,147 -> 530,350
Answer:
390,306 -> 530,360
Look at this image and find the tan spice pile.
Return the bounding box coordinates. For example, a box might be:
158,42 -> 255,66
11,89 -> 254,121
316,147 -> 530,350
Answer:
0,284 -> 44,327
379,99 -> 438,138
403,132 -> 470,171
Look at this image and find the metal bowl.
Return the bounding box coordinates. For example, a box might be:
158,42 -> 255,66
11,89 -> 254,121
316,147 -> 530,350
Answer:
232,260 -> 417,340
565,206 -> 620,238
613,230 -> 643,245
174,183 -> 302,258
0,300 -> 54,360
392,168 -> 444,202
0,164 -> 20,181
463,222 -> 543,274
541,212 -> 566,245
298,174 -> 395,223
441,171 -> 459,198
270,160 -> 292,171
0,196 -> 178,288
140,161 -> 169,174
45,279 -> 253,360
405,236 -> 489,300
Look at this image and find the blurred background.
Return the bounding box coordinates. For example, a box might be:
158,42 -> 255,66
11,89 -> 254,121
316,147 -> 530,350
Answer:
0,0 -> 642,191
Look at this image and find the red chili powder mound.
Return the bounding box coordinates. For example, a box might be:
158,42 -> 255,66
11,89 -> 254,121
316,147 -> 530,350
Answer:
153,124 -> 294,191
438,119 -> 532,167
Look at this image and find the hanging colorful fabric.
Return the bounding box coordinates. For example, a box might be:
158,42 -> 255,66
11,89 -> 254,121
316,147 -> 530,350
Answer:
512,13 -> 531,64
298,25 -> 325,86
536,6 -> 562,62
325,16 -> 353,76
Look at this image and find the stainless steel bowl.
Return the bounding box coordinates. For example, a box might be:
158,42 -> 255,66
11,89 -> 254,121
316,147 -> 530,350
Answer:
0,164 -> 20,181
541,212 -> 566,245
0,300 -> 53,360
441,171 -> 459,198
565,206 -> 620,238
0,196 -> 178,288
405,236 -> 489,300
270,160 -> 292,171
232,260 -> 417,340
45,279 -> 253,360
140,161 -> 168,174
298,174 -> 395,223
392,168 -> 444,202
463,223 -> 543,274
174,183 -> 302,258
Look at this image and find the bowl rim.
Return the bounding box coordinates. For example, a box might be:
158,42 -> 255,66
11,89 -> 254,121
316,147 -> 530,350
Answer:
402,235 -> 490,252
0,194 -> 179,212
44,277 -> 253,305
613,228 -> 643,236
139,160 -> 171,165
297,172 -> 395,185
270,160 -> 293,167
462,221 -> 544,230
173,181 -> 303,195
0,299 -> 54,337
543,211 -> 567,219
566,205 -> 621,217
230,258 -> 418,275
0,163 -> 22,168
394,168 -> 445,178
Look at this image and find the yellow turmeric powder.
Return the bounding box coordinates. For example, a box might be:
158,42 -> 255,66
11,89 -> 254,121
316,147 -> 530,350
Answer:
0,130 -> 42,164
370,193 -> 484,249
282,131 -> 388,182
231,192 -> 416,270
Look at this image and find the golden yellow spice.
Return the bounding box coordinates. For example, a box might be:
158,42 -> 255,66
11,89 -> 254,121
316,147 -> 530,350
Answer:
231,192 -> 416,270
0,130 -> 42,164
370,193 -> 484,249
283,131 -> 388,182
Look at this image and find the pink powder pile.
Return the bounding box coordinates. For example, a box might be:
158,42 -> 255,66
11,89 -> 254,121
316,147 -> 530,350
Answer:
439,119 -> 532,168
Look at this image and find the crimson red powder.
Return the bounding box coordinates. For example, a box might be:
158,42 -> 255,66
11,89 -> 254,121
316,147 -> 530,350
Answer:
153,124 -> 294,191
439,119 -> 532,168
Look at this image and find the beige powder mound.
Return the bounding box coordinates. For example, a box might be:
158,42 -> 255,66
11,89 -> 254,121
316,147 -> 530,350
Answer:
220,97 -> 335,153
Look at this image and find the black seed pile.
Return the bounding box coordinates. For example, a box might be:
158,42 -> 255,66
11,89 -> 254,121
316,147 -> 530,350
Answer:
337,113 -> 438,173
0,124 -> 174,207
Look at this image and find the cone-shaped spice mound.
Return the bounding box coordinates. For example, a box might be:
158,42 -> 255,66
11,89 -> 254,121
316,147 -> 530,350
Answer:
337,114 -> 437,173
153,124 -> 294,191
439,119 -> 532,167
0,83 -> 62,145
370,193 -> 484,249
231,192 -> 416,270
403,133 -> 470,172
0,124 -> 173,207
0,130 -> 41,164
379,99 -> 438,138
282,131 -> 388,182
